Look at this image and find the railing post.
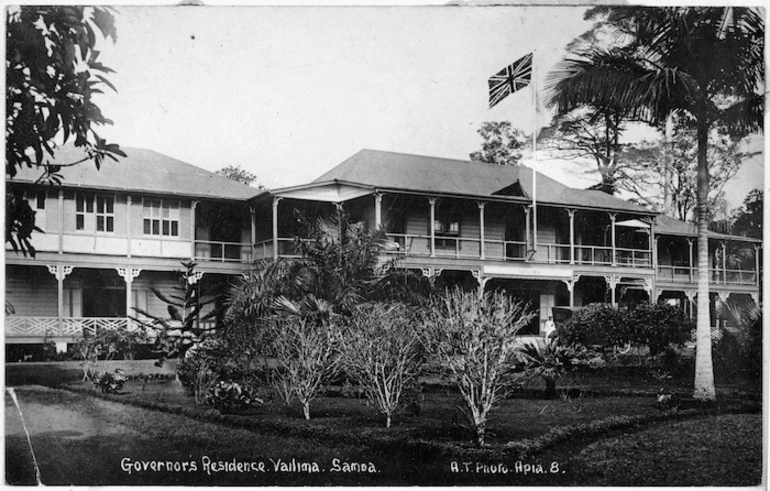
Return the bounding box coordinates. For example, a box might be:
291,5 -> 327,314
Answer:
428,197 -> 437,258
688,239 -> 694,282
478,202 -> 486,260
272,197 -> 282,260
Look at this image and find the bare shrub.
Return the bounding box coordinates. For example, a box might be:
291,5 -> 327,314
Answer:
423,288 -> 535,446
337,302 -> 424,428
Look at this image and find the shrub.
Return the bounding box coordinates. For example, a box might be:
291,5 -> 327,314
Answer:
559,303 -> 629,353
713,301 -> 762,380
269,311 -> 339,420
560,303 -> 692,366
337,302 -> 425,428
423,288 -> 536,447
74,326 -> 147,381
93,369 -> 128,394
205,380 -> 263,414
519,337 -> 604,399
178,337 -> 269,405
628,303 -> 692,358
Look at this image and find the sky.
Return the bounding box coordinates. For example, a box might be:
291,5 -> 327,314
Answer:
91,4 -> 763,211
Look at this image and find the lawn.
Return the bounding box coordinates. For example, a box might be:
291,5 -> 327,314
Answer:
6,361 -> 763,485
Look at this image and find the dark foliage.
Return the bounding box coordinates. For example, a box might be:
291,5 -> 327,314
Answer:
6,6 -> 125,256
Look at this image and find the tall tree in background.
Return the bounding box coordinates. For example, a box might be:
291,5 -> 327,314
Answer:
539,108 -> 640,195
731,189 -> 763,239
547,7 -> 764,401
6,6 -> 124,256
469,121 -> 526,166
216,165 -> 264,188
621,124 -> 749,221
540,10 -> 640,196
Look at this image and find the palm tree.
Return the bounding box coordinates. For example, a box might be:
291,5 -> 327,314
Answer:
546,7 -> 764,400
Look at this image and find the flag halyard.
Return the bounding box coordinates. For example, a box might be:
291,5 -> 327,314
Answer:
488,52 -> 533,109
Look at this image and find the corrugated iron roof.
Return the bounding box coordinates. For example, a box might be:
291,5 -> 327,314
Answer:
8,145 -> 258,201
655,215 -> 760,242
313,149 -> 653,214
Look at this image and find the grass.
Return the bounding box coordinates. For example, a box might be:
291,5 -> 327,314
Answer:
7,361 -> 763,485
563,413 -> 763,486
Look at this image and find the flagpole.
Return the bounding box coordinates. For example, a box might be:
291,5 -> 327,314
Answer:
531,49 -> 538,253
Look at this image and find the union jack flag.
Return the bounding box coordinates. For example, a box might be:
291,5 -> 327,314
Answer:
488,53 -> 533,109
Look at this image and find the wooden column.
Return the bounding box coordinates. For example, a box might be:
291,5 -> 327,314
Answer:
190,200 -> 199,261
47,265 -> 73,336
374,193 -> 383,230
429,197 -> 437,258
721,241 -> 727,285
755,245 -> 761,287
58,189 -> 64,254
272,197 -> 282,260
478,202 -> 486,260
684,290 -> 696,319
567,210 -> 575,264
610,213 -> 617,266
249,206 -> 256,262
117,268 -> 142,330
604,274 -> 617,306
688,239 -> 694,282
648,218 -> 655,267
524,205 -> 531,257
126,195 -> 132,257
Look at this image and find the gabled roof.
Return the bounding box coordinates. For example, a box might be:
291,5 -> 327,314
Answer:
8,145 -> 258,201
655,215 -> 761,243
312,149 -> 652,214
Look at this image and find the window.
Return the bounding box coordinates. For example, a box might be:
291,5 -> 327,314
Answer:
23,189 -> 46,230
143,199 -> 180,237
76,194 -> 113,232
96,196 -> 114,232
23,189 -> 46,210
434,219 -> 460,236
435,218 -> 460,249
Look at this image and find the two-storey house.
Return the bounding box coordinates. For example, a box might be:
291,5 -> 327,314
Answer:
251,150 -> 761,335
5,147 -> 761,352
6,146 -> 256,354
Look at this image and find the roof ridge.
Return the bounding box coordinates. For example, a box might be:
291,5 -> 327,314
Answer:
357,148 -> 538,170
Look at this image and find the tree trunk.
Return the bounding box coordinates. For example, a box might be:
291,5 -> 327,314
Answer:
693,118 -> 716,401
385,413 -> 391,429
474,421 -> 486,447
303,401 -> 311,420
